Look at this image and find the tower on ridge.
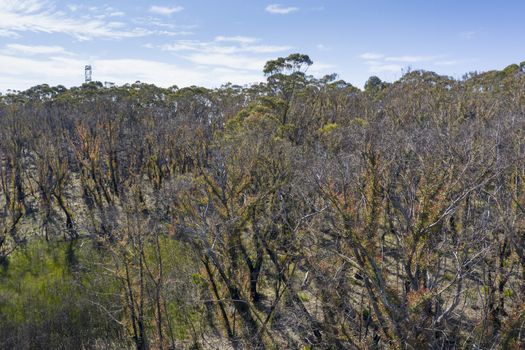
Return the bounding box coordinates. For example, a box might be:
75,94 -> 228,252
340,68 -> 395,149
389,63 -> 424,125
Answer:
85,65 -> 92,83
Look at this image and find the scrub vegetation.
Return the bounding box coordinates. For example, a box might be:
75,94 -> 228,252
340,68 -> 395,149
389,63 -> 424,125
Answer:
1,55 -> 525,349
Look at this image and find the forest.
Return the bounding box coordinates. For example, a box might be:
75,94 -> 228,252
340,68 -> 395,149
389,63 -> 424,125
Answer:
1,54 -> 525,349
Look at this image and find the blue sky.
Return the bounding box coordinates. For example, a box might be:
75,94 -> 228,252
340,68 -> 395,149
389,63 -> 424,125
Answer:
1,0 -> 524,91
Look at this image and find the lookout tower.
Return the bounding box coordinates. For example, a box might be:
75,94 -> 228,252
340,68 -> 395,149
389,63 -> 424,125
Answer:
85,65 -> 92,83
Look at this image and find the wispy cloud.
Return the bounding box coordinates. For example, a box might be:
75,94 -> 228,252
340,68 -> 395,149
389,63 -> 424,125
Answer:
460,30 -> 477,40
359,52 -> 384,60
265,4 -> 299,14
108,11 -> 125,17
316,44 -> 331,51
309,62 -> 336,75
65,4 -> 124,17
0,0 -> 149,40
0,29 -> 19,38
368,63 -> 403,73
157,36 -> 292,71
359,51 -> 467,75
215,36 -> 258,44
434,58 -> 475,66
184,54 -> 268,71
359,52 -> 403,73
159,37 -> 292,55
5,44 -> 71,56
149,5 -> 184,16
384,55 -> 437,63
131,16 -> 195,37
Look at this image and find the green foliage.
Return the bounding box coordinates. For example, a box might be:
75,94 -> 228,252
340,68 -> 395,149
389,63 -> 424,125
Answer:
318,122 -> 339,134
0,240 -> 124,349
297,291 -> 311,302
351,117 -> 368,127
502,63 -> 520,75
263,53 -> 313,76
364,75 -> 384,93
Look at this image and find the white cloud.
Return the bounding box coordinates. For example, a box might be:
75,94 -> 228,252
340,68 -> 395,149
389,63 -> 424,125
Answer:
156,30 -> 193,36
215,36 -> 258,44
0,29 -> 20,38
3,0 -> 46,13
0,0 -> 148,40
183,53 -> 267,71
434,58 -> 476,66
363,60 -> 382,66
309,62 -> 336,74
5,44 -> 71,55
359,52 -> 384,60
109,11 -> 125,17
360,52 -> 465,75
133,17 -> 197,31
368,64 -> 403,73
149,5 -> 184,16
158,38 -> 292,71
93,58 -> 202,85
316,44 -> 331,51
65,4 -> 124,17
385,55 -> 437,63
244,45 -> 293,53
0,54 -> 84,90
361,55 -> 403,74
265,4 -> 299,14
159,39 -> 291,55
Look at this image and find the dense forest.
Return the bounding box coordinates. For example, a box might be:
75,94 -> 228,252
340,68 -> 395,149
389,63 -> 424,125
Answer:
1,54 -> 525,349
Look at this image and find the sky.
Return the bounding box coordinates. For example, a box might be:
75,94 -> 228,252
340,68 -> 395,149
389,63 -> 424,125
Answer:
0,0 -> 524,92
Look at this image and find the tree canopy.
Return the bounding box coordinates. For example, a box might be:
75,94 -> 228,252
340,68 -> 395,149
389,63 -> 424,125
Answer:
1,54 -> 525,349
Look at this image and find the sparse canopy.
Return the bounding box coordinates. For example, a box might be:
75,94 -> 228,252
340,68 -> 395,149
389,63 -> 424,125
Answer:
1,54 -> 525,350
263,53 -> 313,76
